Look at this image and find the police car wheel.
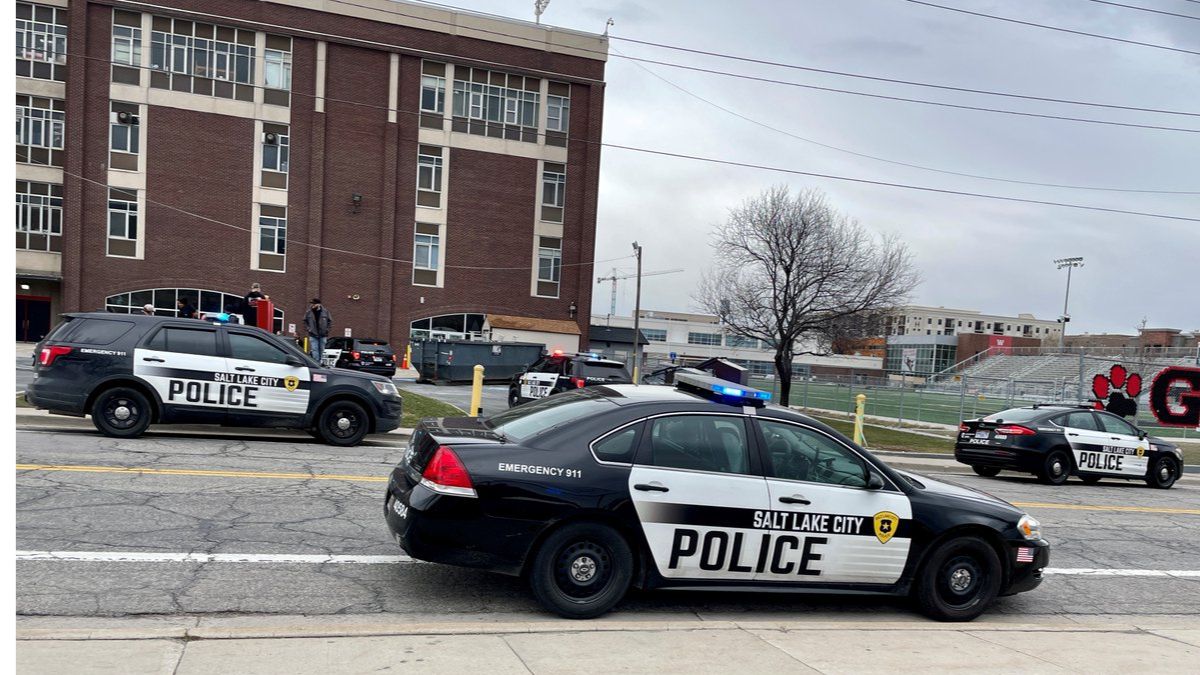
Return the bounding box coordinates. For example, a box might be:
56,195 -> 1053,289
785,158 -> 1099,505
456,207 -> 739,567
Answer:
91,387 -> 153,439
1037,449 -> 1071,485
1080,475 -> 1102,485
971,466 -> 1001,477
508,387 -> 521,408
316,400 -> 369,447
1145,457 -> 1179,490
528,522 -> 633,619
915,536 -> 1002,622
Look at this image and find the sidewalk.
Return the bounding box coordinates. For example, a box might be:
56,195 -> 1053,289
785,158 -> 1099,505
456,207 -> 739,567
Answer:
16,613 -> 1200,674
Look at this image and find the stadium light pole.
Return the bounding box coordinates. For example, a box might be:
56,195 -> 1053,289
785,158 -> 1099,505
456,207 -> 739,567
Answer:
631,241 -> 643,384
1054,257 -> 1084,349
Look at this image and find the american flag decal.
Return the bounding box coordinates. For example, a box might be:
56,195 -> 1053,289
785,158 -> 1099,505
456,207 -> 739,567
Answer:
1016,548 -> 1035,563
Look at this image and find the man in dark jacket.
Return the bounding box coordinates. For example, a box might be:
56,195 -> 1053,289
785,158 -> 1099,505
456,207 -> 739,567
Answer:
176,297 -> 197,319
304,298 -> 332,361
242,282 -> 268,325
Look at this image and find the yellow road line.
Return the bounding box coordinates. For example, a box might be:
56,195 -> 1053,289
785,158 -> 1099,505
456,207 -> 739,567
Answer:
1011,502 -> 1200,516
15,464 -> 387,483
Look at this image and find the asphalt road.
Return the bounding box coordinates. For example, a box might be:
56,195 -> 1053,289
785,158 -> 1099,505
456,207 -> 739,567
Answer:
397,381 -> 510,417
16,347 -> 37,393
15,425 -> 1200,620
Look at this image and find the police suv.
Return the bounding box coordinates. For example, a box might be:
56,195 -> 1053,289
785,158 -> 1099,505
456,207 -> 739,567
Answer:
507,350 -> 632,408
26,312 -> 402,446
387,374 -> 1048,621
956,405 -> 1183,488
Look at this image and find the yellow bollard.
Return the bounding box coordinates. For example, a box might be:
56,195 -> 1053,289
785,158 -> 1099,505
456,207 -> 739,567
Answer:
403,343 -> 412,370
469,364 -> 485,417
853,393 -> 867,446
303,336 -> 309,356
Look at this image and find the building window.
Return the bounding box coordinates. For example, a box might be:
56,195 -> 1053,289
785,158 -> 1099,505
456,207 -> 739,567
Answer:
547,94 -> 569,132
16,95 -> 65,167
107,188 -> 139,258
16,2 -> 67,81
109,102 -> 140,166
416,145 -> 443,208
451,66 -> 540,141
264,48 -> 291,90
421,75 -> 445,113
410,314 -> 486,341
16,180 -> 62,252
726,334 -> 759,349
536,236 -> 561,298
688,332 -> 722,346
259,211 -> 286,255
149,17 -> 256,101
541,163 -> 565,223
106,288 -> 284,331
261,124 -> 289,188
415,234 -> 439,270
112,23 -> 142,66
642,328 -> 667,342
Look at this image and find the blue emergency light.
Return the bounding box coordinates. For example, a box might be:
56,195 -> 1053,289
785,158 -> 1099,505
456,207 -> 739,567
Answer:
675,373 -> 772,405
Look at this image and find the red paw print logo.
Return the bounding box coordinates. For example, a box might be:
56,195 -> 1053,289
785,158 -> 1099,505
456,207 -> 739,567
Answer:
1092,364 -> 1141,418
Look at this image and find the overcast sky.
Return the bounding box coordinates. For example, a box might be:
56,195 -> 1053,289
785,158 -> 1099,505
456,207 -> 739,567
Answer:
435,0 -> 1198,334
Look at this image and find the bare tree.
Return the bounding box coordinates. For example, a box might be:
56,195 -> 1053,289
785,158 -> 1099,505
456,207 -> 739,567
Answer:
697,186 -> 919,404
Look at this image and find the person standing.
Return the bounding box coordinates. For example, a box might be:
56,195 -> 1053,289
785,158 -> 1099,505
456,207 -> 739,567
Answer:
242,282 -> 268,325
304,298 -> 332,361
176,298 -> 197,319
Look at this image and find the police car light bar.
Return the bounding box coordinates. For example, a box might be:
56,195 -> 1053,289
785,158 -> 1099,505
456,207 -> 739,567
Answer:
674,373 -> 772,405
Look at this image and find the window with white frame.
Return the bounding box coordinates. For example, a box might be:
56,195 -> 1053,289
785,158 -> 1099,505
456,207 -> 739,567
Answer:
109,102 -> 140,155
264,48 -> 291,90
421,74 -> 445,113
414,231 -> 440,271
16,97 -> 65,151
417,147 -> 443,193
687,332 -> 722,346
108,191 -> 138,240
112,24 -> 142,66
451,67 -> 540,128
149,17 -> 256,100
16,2 -> 67,79
16,180 -> 63,252
641,328 -> 667,342
547,94 -> 570,132
538,244 -> 561,283
258,210 -> 286,255
262,126 -> 289,173
543,166 -> 565,208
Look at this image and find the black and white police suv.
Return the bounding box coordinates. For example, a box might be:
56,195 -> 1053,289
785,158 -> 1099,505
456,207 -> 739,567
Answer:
507,350 -> 632,408
25,312 -> 402,446
956,405 -> 1183,489
386,374 -> 1048,621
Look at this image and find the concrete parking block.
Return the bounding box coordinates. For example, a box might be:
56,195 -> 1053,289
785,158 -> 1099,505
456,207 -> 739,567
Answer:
973,628 -> 1200,673
17,639 -> 183,675
174,634 -> 529,675
504,627 -> 818,673
751,628 -> 1061,674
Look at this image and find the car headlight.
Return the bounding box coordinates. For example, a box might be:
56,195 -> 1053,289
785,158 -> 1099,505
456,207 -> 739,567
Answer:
1017,514 -> 1041,541
372,381 -> 398,397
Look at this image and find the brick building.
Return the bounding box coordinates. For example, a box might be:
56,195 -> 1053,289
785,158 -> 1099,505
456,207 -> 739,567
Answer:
15,0 -> 606,346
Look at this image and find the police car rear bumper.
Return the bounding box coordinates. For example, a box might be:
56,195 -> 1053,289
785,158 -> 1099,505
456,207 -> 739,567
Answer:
1003,539 -> 1050,596
384,480 -> 538,576
955,444 -> 1042,472
25,380 -> 86,415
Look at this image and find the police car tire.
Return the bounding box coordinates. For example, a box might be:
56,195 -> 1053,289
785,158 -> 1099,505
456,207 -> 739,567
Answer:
528,522 -> 633,620
91,386 -> 153,439
1037,449 -> 1071,485
1145,457 -> 1179,490
971,466 -> 1001,477
316,400 -> 370,447
914,536 -> 1002,622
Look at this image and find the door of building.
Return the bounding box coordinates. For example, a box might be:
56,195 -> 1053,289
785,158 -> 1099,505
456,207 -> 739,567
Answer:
16,295 -> 51,342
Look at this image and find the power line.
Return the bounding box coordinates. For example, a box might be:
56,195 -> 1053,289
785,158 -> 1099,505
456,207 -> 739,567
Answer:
55,45 -> 1198,193
905,0 -> 1200,56
1084,0 -> 1200,21
617,48 -> 1200,194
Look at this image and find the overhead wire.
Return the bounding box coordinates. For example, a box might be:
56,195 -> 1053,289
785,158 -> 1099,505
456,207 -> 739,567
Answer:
1083,0 -> 1200,21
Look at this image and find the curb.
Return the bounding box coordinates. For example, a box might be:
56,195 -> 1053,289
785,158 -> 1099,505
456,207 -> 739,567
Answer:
15,414 -> 413,440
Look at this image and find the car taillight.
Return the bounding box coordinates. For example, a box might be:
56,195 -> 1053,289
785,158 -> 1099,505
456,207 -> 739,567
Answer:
959,423 -> 970,432
352,351 -> 361,360
571,376 -> 585,388
995,425 -> 1037,436
38,345 -> 72,366
421,446 -> 476,496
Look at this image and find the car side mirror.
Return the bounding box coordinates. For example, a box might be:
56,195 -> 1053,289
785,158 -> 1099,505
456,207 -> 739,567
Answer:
285,355 -> 305,367
1138,430 -> 1147,440
866,471 -> 885,490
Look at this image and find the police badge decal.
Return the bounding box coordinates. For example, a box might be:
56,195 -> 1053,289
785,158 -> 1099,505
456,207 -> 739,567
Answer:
873,511 -> 899,544
284,376 -> 300,392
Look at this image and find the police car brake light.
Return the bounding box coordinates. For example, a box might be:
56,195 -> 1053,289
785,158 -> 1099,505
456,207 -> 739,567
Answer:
421,446 -> 477,497
552,349 -> 564,357
995,425 -> 1036,436
39,345 -> 72,366
675,373 -> 771,405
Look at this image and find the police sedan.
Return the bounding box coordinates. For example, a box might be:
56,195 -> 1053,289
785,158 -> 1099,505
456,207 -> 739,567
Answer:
386,374 -> 1048,620
26,312 -> 402,446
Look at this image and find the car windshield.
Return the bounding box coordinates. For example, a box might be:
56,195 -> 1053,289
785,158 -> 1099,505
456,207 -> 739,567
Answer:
982,408 -> 1045,423
485,389 -> 617,442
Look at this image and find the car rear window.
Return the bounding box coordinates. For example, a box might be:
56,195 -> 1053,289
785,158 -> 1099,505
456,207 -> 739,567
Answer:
982,408 -> 1044,423
59,318 -> 135,346
577,361 -> 631,380
485,389 -> 617,442
356,340 -> 392,351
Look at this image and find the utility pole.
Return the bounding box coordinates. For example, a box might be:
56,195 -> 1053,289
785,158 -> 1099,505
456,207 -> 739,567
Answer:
1054,257 -> 1084,349
632,241 -> 643,384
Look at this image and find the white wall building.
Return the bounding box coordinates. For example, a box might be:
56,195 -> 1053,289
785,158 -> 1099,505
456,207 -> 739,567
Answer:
883,305 -> 1062,341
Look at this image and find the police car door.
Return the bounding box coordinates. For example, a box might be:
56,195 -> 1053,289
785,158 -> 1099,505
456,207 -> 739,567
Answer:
1058,411 -> 1121,475
223,329 -> 311,424
756,419 -> 912,585
1091,412 -> 1151,477
520,357 -> 562,401
628,413 -> 771,581
135,323 -> 226,424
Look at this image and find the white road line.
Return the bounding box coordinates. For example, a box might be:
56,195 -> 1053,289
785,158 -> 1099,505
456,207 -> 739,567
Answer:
16,551 -> 415,564
12,551 -> 1200,578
